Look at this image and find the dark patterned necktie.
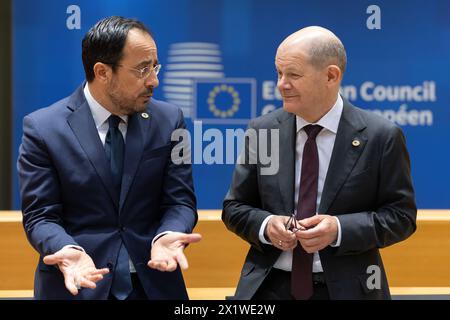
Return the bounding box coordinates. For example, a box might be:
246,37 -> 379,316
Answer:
291,124 -> 323,300
105,115 -> 132,300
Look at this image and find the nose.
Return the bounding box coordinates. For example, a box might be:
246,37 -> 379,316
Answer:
277,75 -> 291,91
145,71 -> 159,88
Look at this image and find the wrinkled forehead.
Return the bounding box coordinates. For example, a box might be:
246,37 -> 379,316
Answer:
275,43 -> 310,67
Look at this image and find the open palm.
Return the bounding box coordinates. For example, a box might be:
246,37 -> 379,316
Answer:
43,247 -> 109,295
148,232 -> 202,272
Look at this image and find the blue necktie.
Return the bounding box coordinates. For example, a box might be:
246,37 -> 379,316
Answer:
105,115 -> 132,300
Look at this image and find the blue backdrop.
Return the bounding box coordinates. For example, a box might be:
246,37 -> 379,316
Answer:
11,0 -> 450,209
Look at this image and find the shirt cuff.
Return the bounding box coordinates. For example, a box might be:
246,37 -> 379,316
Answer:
259,215 -> 274,245
62,244 -> 85,252
330,216 -> 342,247
152,231 -> 174,246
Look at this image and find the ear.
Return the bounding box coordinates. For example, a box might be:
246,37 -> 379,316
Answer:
93,62 -> 112,83
326,65 -> 341,86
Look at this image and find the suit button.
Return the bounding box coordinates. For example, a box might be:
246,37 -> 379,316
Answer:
107,262 -> 113,271
120,226 -> 125,232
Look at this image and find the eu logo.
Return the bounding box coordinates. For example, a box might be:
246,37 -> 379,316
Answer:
193,78 -> 256,124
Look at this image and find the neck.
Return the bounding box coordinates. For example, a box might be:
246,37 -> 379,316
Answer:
298,93 -> 338,123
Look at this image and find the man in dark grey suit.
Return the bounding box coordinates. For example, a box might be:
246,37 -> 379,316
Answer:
222,26 -> 416,300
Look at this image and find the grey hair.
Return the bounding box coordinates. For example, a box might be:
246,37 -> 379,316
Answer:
307,37 -> 347,75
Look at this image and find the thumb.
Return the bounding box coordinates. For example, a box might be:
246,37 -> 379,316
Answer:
181,233 -> 202,244
43,252 -> 63,265
299,215 -> 323,228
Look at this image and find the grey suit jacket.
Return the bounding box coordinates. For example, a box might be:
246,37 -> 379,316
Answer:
222,99 -> 417,300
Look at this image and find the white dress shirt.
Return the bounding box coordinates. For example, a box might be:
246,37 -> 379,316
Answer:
258,95 -> 344,272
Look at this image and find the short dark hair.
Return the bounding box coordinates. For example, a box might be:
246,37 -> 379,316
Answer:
82,16 -> 153,82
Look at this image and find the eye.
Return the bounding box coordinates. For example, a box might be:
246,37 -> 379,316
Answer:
139,66 -> 151,77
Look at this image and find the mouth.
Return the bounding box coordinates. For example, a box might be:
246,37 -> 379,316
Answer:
141,89 -> 153,98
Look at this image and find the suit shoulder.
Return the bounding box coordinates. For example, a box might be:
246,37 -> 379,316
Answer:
25,96 -> 72,124
249,107 -> 288,128
147,98 -> 184,121
349,104 -> 400,133
148,98 -> 182,115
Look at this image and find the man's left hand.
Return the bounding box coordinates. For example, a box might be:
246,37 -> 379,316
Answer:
148,232 -> 202,272
295,215 -> 338,253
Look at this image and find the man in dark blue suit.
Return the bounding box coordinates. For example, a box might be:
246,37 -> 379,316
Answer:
17,16 -> 201,300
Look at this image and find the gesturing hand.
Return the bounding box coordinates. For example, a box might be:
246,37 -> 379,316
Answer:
43,247 -> 110,295
148,232 -> 202,272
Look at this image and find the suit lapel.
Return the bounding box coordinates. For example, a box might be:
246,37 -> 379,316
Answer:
319,102 -> 367,214
276,112 -> 296,215
119,111 -> 151,211
67,96 -> 119,209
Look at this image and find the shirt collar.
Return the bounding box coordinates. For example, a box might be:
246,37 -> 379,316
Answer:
83,83 -> 128,128
296,94 -> 343,134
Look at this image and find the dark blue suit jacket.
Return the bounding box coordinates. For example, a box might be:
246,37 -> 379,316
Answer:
17,84 -> 197,299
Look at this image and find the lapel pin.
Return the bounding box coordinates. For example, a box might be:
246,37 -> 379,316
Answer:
352,139 -> 360,147
141,112 -> 150,119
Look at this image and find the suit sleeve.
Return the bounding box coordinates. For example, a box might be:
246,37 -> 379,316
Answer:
222,120 -> 273,252
17,115 -> 79,256
155,109 -> 198,235
336,125 -> 417,255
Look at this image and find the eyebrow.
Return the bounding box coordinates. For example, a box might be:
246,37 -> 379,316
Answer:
135,59 -> 158,68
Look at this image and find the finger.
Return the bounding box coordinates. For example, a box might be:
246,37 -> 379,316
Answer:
285,239 -> 298,250
85,270 -> 108,282
279,242 -> 291,251
79,277 -> 97,289
299,237 -> 324,252
299,215 -> 324,228
272,238 -> 286,251
180,233 -> 202,244
148,260 -> 161,270
148,260 -> 168,271
299,237 -> 322,248
277,218 -> 297,236
64,276 -> 79,296
292,222 -> 308,232
270,222 -> 296,241
165,258 -> 178,272
295,225 -> 323,239
86,274 -> 104,283
276,228 -> 296,242
284,237 -> 297,248
273,241 -> 283,250
176,252 -> 189,270
90,268 -> 110,276
301,243 -> 322,253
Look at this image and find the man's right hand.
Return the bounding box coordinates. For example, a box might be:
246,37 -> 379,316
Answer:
264,216 -> 297,251
43,247 -> 110,296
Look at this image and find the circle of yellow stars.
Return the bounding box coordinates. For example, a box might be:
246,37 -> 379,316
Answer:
207,84 -> 240,118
